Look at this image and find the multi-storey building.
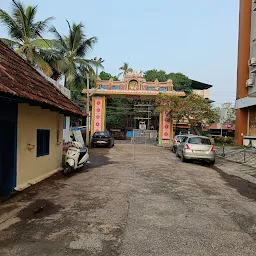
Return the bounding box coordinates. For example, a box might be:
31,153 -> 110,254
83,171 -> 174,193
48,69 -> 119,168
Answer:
235,0 -> 256,145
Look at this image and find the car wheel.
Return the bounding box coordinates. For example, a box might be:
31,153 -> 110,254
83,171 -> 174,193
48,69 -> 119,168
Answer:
209,159 -> 215,166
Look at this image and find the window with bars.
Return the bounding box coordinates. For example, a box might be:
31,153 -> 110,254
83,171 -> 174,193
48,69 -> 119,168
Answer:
37,129 -> 50,157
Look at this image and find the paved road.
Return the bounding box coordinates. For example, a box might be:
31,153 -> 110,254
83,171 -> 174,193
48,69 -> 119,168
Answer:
1,144 -> 256,255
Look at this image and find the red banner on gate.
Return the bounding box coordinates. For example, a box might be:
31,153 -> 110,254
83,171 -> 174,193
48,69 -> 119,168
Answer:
94,97 -> 102,132
162,112 -> 170,140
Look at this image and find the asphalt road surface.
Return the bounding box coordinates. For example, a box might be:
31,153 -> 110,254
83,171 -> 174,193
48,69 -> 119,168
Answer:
1,144 -> 256,255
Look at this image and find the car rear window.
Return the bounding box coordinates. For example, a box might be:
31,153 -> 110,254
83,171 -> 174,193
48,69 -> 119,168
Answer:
93,132 -> 109,137
188,137 -> 211,145
94,132 -> 106,136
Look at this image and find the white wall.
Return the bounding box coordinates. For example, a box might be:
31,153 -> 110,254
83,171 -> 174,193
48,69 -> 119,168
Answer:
193,89 -> 210,99
63,116 -> 72,142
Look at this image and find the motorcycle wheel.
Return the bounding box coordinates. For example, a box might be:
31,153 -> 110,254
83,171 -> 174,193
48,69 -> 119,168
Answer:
63,165 -> 72,175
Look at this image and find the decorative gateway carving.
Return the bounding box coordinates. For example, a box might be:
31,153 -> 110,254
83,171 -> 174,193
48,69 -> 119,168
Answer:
128,79 -> 139,90
95,72 -> 175,93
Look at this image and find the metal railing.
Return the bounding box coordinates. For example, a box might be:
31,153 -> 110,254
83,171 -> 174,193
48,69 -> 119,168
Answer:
215,145 -> 256,168
132,129 -> 158,145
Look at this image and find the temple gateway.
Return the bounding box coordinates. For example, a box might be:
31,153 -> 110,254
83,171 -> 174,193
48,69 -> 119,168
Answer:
83,72 -> 186,145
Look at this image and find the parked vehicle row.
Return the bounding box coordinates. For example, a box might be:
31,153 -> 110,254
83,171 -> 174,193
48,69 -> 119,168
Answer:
172,135 -> 215,165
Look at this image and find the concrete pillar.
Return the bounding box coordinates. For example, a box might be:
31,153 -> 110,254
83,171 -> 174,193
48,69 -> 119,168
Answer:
235,0 -> 251,145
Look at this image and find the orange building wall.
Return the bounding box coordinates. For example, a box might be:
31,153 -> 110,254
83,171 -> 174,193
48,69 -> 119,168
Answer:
235,0 -> 251,145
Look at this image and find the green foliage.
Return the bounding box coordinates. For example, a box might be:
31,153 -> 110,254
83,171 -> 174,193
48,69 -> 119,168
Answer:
0,0 -> 54,75
214,136 -> 234,145
167,73 -> 192,94
143,69 -> 167,82
118,62 -> 133,77
99,71 -> 119,81
106,98 -> 133,129
113,76 -> 119,81
222,102 -> 236,124
49,21 -> 99,87
155,94 -> 219,125
212,102 -> 236,124
99,71 -> 111,80
143,69 -> 192,94
69,83 -> 85,111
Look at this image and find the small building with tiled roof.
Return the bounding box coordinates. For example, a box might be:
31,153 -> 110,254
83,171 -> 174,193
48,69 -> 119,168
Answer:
0,41 -> 86,196
203,122 -> 235,137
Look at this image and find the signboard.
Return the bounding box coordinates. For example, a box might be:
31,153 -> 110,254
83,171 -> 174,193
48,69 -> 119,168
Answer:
162,111 -> 171,140
162,140 -> 170,145
94,97 -> 103,132
139,121 -> 146,130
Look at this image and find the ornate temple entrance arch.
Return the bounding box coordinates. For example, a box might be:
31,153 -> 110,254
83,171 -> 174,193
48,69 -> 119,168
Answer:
83,72 -> 185,145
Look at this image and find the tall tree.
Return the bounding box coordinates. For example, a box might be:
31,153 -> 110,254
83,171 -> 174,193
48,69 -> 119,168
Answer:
144,69 -> 167,82
214,102 -> 236,124
50,21 -> 101,88
0,0 -> 55,75
167,73 -> 192,94
156,94 -> 218,133
223,102 -> 236,124
99,71 -> 119,81
118,62 -> 133,77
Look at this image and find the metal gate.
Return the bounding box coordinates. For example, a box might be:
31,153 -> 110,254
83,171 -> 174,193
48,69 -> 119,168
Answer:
132,129 -> 158,144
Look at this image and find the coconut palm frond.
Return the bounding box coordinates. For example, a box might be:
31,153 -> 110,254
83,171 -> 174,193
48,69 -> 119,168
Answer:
49,25 -> 67,50
33,51 -> 53,76
31,38 -> 56,49
119,62 -> 133,76
12,1 -> 31,40
0,38 -> 21,48
50,21 -> 99,87
70,22 -> 84,51
76,36 -> 97,57
34,16 -> 54,36
25,5 -> 37,25
0,9 -> 22,40
15,44 -> 27,56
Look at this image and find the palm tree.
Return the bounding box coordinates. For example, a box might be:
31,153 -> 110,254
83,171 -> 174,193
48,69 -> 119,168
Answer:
50,21 -> 101,88
0,0 -> 55,76
118,62 -> 133,77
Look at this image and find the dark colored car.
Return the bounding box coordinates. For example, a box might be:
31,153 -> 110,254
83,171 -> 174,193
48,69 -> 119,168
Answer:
91,131 -> 115,148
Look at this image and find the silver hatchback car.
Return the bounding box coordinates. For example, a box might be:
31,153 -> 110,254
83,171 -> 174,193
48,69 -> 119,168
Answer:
176,135 -> 215,165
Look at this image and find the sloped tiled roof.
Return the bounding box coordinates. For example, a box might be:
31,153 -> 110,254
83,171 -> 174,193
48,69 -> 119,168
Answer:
0,41 -> 86,117
203,122 -> 235,131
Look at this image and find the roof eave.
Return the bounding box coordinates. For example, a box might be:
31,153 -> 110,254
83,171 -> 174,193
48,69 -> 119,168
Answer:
0,92 -> 87,118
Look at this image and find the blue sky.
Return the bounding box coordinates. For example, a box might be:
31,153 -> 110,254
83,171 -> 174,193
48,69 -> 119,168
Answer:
0,0 -> 239,105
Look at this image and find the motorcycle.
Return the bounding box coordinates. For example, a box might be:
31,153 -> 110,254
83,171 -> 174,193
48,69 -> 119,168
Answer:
63,141 -> 90,175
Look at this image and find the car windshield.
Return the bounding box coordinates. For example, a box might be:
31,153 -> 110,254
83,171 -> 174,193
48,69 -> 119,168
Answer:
94,132 -> 109,136
188,137 -> 211,145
